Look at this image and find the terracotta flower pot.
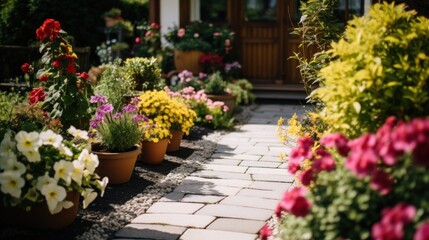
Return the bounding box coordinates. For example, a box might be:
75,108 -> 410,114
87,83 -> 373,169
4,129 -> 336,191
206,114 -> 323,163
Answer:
93,145 -> 141,185
140,139 -> 168,165
174,49 -> 204,74
206,93 -> 237,115
167,130 -> 183,152
0,191 -> 79,230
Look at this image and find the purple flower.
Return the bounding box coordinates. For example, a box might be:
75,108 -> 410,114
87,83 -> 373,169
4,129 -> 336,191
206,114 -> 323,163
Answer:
199,72 -> 207,79
178,70 -> 193,79
113,113 -> 123,119
131,97 -> 140,104
90,95 -> 107,104
90,118 -> 102,129
122,104 -> 137,113
98,104 -> 114,114
133,114 -> 148,124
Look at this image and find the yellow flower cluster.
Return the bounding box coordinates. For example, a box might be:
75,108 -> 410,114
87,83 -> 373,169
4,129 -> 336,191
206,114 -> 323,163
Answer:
277,113 -> 303,146
137,90 -> 196,142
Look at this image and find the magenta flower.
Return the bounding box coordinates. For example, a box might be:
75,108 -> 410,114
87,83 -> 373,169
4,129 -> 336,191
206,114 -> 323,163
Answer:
122,104 -> 137,113
345,148 -> 378,178
414,222 -> 429,240
370,170 -> 393,195
320,133 -> 350,157
131,97 -> 140,104
98,104 -> 113,114
90,118 -> 102,129
113,113 -> 123,119
90,95 -> 107,104
371,203 -> 416,240
205,114 -> 213,121
278,187 -> 311,217
133,114 -> 149,124
313,149 -> 335,172
299,169 -> 314,186
259,224 -> 272,240
288,157 -> 301,174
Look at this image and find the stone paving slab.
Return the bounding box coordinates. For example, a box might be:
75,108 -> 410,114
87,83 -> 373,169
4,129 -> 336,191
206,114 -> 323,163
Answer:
180,229 -> 257,240
115,224 -> 186,240
240,160 -> 281,168
237,189 -> 284,200
195,204 -> 273,221
211,153 -> 262,161
202,164 -> 248,173
249,181 -> 291,191
220,195 -> 279,210
207,218 -> 266,234
159,192 -> 185,202
181,194 -> 225,204
132,214 -> 216,228
183,176 -> 252,188
203,159 -> 242,165
251,173 -> 294,182
191,170 -> 253,180
173,183 -> 242,196
247,167 -> 287,175
146,202 -> 205,214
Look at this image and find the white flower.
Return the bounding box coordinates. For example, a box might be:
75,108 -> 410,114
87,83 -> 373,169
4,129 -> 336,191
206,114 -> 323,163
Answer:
58,144 -> 73,157
4,156 -> 26,175
51,200 -> 74,214
39,130 -> 63,148
78,149 -> 99,173
41,183 -> 67,214
67,126 -> 89,140
0,150 -> 17,170
22,148 -> 41,163
71,160 -> 84,185
54,160 -> 74,185
24,187 -> 40,202
36,173 -> 56,191
0,171 -> 25,198
0,131 -> 16,155
15,131 -> 40,152
97,177 -> 109,197
81,188 -> 97,209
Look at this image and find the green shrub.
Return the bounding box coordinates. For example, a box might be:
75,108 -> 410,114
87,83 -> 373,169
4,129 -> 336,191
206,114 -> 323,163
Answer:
312,2 -> 429,138
0,90 -> 25,121
124,57 -> 165,91
204,72 -> 227,95
227,79 -> 255,106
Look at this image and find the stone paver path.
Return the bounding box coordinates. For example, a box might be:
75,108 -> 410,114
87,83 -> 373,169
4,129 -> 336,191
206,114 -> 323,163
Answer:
114,104 -> 304,240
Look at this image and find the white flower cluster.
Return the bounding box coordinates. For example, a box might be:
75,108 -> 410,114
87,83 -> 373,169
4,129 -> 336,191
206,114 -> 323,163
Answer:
0,126 -> 108,214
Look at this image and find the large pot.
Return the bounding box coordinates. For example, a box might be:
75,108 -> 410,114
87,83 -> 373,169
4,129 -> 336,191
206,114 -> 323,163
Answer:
167,130 -> 183,152
0,191 -> 79,230
206,93 -> 237,115
174,49 -> 204,74
93,144 -> 141,185
140,139 -> 168,165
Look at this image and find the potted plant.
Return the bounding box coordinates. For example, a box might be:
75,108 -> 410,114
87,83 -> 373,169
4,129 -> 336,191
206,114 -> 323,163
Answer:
89,95 -> 146,184
204,72 -> 237,114
0,127 -> 108,229
123,57 -> 165,91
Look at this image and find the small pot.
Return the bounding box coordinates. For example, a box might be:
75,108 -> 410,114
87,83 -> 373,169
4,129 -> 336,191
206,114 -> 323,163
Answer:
140,139 -> 168,165
93,144 -> 141,185
206,93 -> 237,115
167,130 -> 183,152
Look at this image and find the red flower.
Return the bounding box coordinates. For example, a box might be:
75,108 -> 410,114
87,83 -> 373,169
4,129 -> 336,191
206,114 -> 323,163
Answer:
313,150 -> 336,172
259,224 -> 272,240
346,148 -> 378,178
278,187 -> 311,217
371,203 -> 416,240
36,19 -> 61,42
299,169 -> 314,186
21,63 -> 31,74
414,222 -> 429,240
29,87 -> 46,104
288,157 -> 301,174
370,170 -> 393,195
135,37 -> 141,44
66,63 -> 77,74
78,72 -> 89,81
52,59 -> 61,68
320,133 -> 350,157
38,75 -> 49,82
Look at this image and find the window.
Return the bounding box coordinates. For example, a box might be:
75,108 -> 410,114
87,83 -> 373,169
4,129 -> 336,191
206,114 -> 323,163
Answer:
200,0 -> 227,23
245,0 -> 277,22
335,0 -> 365,22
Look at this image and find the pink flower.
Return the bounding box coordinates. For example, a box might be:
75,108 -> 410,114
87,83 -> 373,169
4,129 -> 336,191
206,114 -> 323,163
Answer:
90,95 -> 107,104
193,33 -> 199,38
98,104 -> 114,114
145,31 -> 154,37
320,133 -> 350,157
205,115 -> 213,121
177,28 -> 185,37
372,203 -> 416,240
199,72 -> 207,79
225,39 -> 231,46
78,72 -> 89,81
259,224 -> 272,240
287,157 -> 301,174
135,37 -> 141,44
131,97 -> 140,104
122,104 -> 137,112
299,169 -> 314,186
345,148 -> 378,178
414,222 -> 429,240
278,187 -> 311,217
223,105 -> 229,112
313,149 -> 335,172
370,170 -> 393,195
213,32 -> 220,37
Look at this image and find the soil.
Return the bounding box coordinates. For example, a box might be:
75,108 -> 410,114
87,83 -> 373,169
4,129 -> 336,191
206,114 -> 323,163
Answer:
0,126 -> 214,240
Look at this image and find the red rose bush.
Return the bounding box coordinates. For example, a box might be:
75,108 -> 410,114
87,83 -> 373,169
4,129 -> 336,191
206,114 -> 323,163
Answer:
271,117 -> 429,240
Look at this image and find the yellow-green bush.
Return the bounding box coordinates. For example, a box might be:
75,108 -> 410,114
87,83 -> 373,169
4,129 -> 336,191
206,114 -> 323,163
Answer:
312,3 -> 429,138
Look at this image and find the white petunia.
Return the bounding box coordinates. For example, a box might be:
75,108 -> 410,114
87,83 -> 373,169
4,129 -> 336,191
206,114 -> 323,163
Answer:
58,144 -> 73,157
51,200 -> 74,214
67,126 -> 89,140
36,173 -> 56,191
78,149 -> 99,173
71,160 -> 84,185
39,130 -> 63,148
22,148 -> 41,163
81,188 -> 97,209
0,131 -> 16,155
41,183 -> 67,214
53,160 -> 74,185
4,156 -> 26,175
97,177 -> 109,197
0,171 -> 25,198
15,131 -> 40,152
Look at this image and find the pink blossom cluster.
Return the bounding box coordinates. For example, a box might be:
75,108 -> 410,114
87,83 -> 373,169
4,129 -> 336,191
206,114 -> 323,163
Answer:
224,61 -> 242,73
178,70 -> 194,84
372,203 -> 416,240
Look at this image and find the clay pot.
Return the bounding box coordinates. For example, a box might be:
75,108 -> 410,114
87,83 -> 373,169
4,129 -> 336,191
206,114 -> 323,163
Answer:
167,130 -> 183,152
93,145 -> 141,185
174,50 -> 204,74
140,139 -> 168,165
0,191 -> 79,230
206,93 -> 237,115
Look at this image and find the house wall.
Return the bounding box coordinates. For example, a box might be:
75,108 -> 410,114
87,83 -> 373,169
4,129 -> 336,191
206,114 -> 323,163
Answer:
160,0 -> 180,46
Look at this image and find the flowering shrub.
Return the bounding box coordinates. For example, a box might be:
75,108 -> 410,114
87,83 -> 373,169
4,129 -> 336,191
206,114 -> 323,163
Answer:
200,53 -> 223,74
0,127 -> 108,214
90,95 -> 147,152
164,86 -> 234,130
137,90 -> 196,142
272,117 -> 429,240
133,22 -> 162,58
123,57 -> 165,91
25,19 -> 92,130
171,70 -> 205,91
